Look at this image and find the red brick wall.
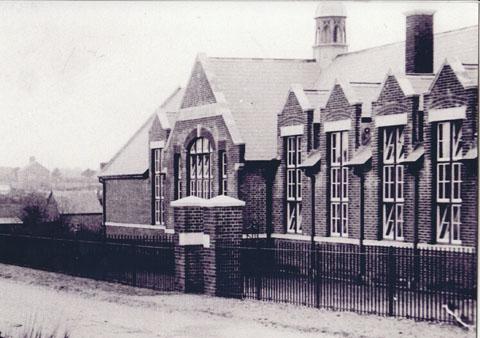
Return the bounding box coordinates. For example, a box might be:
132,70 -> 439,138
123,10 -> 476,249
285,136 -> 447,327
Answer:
370,76 -> 417,242
162,115 -> 244,228
273,91 -> 309,235
423,64 -> 478,246
239,162 -> 268,233
181,61 -> 216,109
105,178 -> 151,225
320,85 -> 360,238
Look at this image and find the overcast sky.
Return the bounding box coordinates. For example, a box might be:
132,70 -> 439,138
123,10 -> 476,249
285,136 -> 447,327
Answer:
0,1 -> 477,170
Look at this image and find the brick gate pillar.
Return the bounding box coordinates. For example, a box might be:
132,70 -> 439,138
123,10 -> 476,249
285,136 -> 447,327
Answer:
171,196 -> 205,293
203,195 -> 245,298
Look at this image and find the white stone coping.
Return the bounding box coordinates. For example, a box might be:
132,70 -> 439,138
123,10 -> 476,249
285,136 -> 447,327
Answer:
374,113 -> 408,127
170,195 -> 205,207
105,222 -> 174,233
280,124 -> 304,137
315,236 -> 360,245
171,195 -> 245,208
149,140 -> 165,149
417,243 -> 475,253
178,232 -> 211,248
204,195 -> 245,208
363,239 -> 414,248
252,233 -> 360,245
428,106 -> 466,123
324,119 -> 351,132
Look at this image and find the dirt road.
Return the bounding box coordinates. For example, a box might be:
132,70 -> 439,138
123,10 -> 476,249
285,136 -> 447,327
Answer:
0,264 -> 473,338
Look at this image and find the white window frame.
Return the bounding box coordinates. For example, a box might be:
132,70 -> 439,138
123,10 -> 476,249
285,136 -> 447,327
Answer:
220,151 -> 228,195
329,131 -> 348,237
188,137 -> 213,199
286,135 -> 302,234
381,127 -> 404,241
436,121 -> 462,244
153,148 -> 165,225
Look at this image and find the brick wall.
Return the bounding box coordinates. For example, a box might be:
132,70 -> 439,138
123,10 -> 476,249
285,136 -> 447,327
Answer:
105,178 -> 151,225
173,206 -> 204,293
370,75 -> 418,242
162,115 -> 244,229
238,162 -> 270,233
273,91 -> 309,235
319,85 -> 361,239
181,61 -> 216,109
423,64 -> 478,246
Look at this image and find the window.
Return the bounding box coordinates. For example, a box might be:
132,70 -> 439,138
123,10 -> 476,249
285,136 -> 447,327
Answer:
413,111 -> 424,144
153,148 -> 165,225
436,121 -> 462,244
329,131 -> 348,237
188,137 -> 213,198
286,135 -> 302,233
313,123 -> 321,150
381,127 -> 404,240
219,150 -> 227,195
174,154 -> 182,200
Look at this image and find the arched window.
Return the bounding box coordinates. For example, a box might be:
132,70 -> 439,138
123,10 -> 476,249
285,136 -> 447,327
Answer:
333,25 -> 341,43
188,137 -> 213,198
321,24 -> 330,43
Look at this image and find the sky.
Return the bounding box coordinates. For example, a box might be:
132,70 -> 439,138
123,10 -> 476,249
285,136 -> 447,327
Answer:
0,1 -> 477,171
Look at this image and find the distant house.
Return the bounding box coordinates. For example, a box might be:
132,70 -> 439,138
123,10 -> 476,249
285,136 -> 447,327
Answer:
0,203 -> 23,233
0,166 -> 19,194
17,157 -> 51,191
46,190 -> 103,231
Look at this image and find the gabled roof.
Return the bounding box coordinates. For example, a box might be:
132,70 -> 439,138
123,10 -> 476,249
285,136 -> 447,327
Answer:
195,56 -> 321,160
427,58 -> 478,93
155,87 -> 185,130
49,190 -> 102,215
99,87 -> 183,178
349,82 -> 381,118
286,85 -> 329,123
315,25 -> 478,90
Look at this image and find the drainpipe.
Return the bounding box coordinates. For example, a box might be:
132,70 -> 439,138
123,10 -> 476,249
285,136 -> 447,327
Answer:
359,171 -> 366,277
310,172 -> 316,245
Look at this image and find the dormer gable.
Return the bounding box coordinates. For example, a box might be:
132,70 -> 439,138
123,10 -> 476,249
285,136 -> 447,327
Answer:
181,56 -> 217,109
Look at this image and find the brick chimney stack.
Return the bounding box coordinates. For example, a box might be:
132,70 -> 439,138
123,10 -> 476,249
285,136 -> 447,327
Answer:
405,9 -> 435,74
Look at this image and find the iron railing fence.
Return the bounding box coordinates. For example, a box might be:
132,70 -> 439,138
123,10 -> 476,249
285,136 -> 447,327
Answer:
0,233 -> 176,291
223,239 -> 477,324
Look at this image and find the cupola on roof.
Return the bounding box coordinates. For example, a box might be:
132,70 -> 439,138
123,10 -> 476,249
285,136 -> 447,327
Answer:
315,2 -> 347,18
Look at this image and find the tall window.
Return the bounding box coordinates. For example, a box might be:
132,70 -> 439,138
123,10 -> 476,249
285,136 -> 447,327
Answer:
153,148 -> 165,225
329,131 -> 348,236
219,150 -> 227,195
382,127 -> 405,240
188,137 -> 213,198
286,135 -> 302,233
413,111 -> 424,144
436,121 -> 462,244
174,154 -> 182,200
313,123 -> 321,150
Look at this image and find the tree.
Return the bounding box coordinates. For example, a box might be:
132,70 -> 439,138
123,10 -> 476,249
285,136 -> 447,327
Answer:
20,192 -> 47,227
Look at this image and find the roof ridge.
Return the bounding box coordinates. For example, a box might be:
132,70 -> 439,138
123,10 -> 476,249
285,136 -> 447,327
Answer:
159,86 -> 183,109
335,25 -> 478,60
100,112 -> 155,175
207,56 -> 316,63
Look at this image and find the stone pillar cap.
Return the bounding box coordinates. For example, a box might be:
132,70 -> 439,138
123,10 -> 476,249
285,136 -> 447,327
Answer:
171,195 -> 205,207
204,195 -> 246,208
